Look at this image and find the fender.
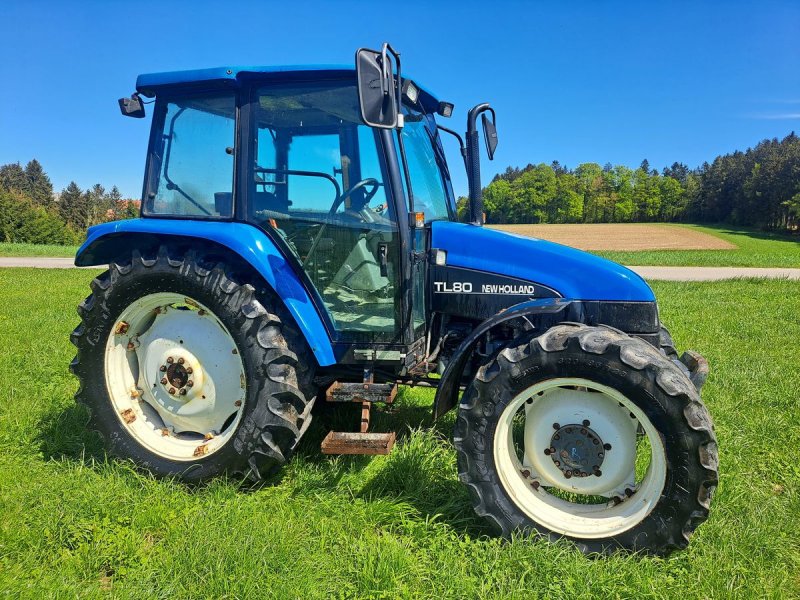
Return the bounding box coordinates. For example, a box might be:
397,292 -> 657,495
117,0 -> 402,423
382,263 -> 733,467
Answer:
433,298 -> 573,418
75,218 -> 336,366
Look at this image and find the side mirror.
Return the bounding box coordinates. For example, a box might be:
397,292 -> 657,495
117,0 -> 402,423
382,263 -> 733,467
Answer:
356,44 -> 400,129
118,94 -> 146,118
482,112 -> 498,160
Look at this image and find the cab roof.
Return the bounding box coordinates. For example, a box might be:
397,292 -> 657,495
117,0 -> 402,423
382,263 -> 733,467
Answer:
135,65 -> 441,113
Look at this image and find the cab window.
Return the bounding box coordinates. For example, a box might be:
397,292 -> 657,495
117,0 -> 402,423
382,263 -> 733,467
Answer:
398,109 -> 451,222
147,94 -> 236,217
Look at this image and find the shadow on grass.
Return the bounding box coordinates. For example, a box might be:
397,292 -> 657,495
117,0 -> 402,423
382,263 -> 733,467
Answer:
292,395 -> 488,537
36,392 -> 487,536
37,401 -> 105,463
702,222 -> 800,244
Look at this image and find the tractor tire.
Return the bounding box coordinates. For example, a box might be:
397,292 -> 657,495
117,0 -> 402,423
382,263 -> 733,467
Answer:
71,246 -> 316,482
455,323 -> 718,555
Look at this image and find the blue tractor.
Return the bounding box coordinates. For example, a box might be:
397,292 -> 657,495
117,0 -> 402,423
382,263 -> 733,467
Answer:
72,44 -> 717,555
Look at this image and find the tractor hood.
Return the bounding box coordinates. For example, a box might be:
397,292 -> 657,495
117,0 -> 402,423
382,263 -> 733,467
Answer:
430,221 -> 655,302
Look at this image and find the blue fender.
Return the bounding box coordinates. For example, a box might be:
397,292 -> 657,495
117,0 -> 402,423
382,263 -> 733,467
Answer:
431,221 -> 655,302
75,218 -> 336,366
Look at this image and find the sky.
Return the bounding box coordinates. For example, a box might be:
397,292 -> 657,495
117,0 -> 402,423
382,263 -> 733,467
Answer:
1,0 -> 799,199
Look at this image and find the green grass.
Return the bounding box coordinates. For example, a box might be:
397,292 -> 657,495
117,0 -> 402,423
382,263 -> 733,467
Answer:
595,224 -> 800,268
0,241 -> 79,257
1,268 -> 799,598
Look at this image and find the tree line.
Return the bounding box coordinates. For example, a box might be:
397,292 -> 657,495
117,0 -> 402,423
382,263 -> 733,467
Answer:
0,160 -> 138,245
3,131 -> 799,247
458,131 -> 800,231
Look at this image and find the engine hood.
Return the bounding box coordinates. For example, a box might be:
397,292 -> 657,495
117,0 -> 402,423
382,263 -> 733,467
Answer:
430,221 -> 655,302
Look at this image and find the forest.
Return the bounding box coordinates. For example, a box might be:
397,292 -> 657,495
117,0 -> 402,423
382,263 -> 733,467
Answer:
0,161 -> 137,245
459,132 -> 800,232
2,131 -> 798,246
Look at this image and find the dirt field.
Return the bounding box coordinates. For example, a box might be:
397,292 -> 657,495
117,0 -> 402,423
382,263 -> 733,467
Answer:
491,224 -> 736,251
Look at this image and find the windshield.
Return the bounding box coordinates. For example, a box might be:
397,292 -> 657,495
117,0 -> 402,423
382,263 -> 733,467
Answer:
398,106 -> 453,222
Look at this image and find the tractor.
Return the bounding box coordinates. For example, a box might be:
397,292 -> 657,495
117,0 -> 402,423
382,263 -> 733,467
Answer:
71,44 -> 718,555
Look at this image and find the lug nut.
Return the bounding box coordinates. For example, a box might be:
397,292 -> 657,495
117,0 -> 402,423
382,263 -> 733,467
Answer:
594,469 -> 602,477
186,367 -> 193,374
582,419 -> 590,426
234,400 -> 242,407
167,357 -> 174,364
178,357 -> 185,365
520,469 -> 531,478
552,422 -> 560,430
564,471 -> 572,479
604,443 -> 612,450
126,342 -> 135,351
625,488 -> 635,497
186,380 -> 194,387
161,377 -> 168,385
159,365 -> 167,372
179,389 -> 187,396
531,481 -> 540,490
544,448 -> 552,456
169,387 -> 176,395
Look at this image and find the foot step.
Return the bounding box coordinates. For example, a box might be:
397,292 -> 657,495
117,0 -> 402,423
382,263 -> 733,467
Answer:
326,381 -> 397,404
321,431 -> 396,455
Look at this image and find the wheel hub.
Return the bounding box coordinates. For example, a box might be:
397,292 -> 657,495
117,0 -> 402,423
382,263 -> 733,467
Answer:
160,356 -> 196,396
548,423 -> 605,478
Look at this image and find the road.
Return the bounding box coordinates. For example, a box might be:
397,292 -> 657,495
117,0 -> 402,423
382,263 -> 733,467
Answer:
1,257 -> 799,281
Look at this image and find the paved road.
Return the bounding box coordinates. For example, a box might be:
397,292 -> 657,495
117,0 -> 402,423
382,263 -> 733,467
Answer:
1,257 -> 799,281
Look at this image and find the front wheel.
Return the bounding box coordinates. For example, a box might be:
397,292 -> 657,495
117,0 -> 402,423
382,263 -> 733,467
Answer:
455,324 -> 718,555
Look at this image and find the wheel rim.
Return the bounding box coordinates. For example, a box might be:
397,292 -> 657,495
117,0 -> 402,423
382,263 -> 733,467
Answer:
493,377 -> 667,539
104,292 -> 246,461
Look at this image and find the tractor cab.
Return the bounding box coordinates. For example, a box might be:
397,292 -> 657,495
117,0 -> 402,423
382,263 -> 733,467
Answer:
129,56 -> 479,370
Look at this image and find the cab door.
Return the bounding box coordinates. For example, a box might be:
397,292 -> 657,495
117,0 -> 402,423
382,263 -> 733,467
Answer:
395,108 -> 456,343
245,81 -> 405,354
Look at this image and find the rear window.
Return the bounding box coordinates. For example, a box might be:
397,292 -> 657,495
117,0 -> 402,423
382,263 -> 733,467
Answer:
146,94 -> 236,218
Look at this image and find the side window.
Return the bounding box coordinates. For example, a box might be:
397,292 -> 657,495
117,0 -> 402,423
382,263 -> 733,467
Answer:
399,114 -> 450,222
149,94 -> 236,217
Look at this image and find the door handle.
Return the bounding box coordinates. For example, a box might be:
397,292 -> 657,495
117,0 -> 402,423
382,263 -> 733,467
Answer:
378,243 -> 388,277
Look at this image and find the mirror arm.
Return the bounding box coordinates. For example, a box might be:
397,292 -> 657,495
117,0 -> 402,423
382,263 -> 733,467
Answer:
381,42 -> 403,127
436,124 -> 467,168
465,103 -> 492,226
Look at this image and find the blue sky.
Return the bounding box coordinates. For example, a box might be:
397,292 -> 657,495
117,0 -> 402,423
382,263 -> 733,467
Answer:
1,0 -> 798,198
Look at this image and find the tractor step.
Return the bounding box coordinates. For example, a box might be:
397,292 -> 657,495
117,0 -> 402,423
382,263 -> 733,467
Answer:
325,381 -> 397,404
321,431 -> 396,455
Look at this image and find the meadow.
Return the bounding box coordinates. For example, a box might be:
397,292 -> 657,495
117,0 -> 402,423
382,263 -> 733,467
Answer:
0,267 -> 798,598
3,223 -> 799,268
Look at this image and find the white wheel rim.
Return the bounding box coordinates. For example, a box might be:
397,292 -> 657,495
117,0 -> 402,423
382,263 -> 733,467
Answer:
493,378 -> 667,539
105,292 -> 246,461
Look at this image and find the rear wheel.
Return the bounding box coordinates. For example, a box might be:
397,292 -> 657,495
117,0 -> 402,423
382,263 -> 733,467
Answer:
71,246 -> 316,482
455,323 -> 718,555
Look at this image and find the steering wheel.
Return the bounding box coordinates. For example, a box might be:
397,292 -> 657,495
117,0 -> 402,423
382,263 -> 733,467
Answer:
329,178 -> 380,215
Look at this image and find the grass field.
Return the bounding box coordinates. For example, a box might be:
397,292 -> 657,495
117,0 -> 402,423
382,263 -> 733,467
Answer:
493,224 -> 800,268
596,225 -> 800,268
3,223 -> 799,268
0,241 -> 79,257
1,268 -> 798,598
